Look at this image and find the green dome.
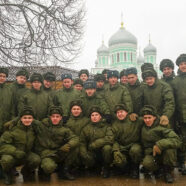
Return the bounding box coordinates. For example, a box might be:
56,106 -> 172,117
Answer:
97,43 -> 109,54
108,27 -> 137,47
144,43 -> 156,53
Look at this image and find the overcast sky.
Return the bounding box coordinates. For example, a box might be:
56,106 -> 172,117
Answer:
71,0 -> 186,71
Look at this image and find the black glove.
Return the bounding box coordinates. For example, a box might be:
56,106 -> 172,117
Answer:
105,114 -> 112,124
63,116 -> 69,124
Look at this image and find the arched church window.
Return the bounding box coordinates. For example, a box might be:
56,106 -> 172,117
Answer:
124,52 -> 126,62
117,53 -> 120,62
112,54 -> 114,64
131,52 -> 133,62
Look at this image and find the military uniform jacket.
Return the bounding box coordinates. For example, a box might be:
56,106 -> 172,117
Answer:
33,118 -> 79,158
0,83 -> 15,134
126,80 -> 144,114
80,120 -> 114,158
142,79 -> 175,119
172,72 -> 186,123
112,117 -> 143,152
161,74 -> 175,88
141,118 -> 181,155
18,88 -> 53,120
0,120 -> 35,156
104,82 -> 133,117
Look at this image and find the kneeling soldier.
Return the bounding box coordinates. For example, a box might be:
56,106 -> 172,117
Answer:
112,104 -> 143,178
34,106 -> 79,180
141,105 -> 181,183
0,106 -> 40,185
80,106 -> 114,178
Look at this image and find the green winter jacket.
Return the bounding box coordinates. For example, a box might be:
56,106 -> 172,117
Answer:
104,82 -> 133,117
112,117 -> 143,152
161,73 -> 175,88
18,88 -> 53,120
172,72 -> 186,123
141,118 -> 181,155
142,79 -> 175,119
0,83 -> 15,134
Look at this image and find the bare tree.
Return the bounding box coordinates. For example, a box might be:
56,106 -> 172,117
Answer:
0,0 -> 85,66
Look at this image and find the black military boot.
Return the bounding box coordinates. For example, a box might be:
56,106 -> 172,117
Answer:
102,166 -> 110,178
130,164 -> 139,179
180,163 -> 186,175
0,165 -> 4,179
21,166 -> 35,182
4,171 -> 13,185
62,167 -> 75,180
164,166 -> 174,183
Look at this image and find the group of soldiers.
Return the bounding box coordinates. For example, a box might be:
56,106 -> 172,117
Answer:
0,53 -> 186,184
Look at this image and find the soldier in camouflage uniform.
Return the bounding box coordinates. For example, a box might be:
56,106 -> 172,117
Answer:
112,104 -> 143,178
172,54 -> 186,175
73,78 -> 84,92
102,69 -> 110,89
120,69 -> 128,86
54,73 -> 80,123
0,106 -> 40,185
0,68 -> 15,135
94,73 -> 106,97
78,69 -> 89,82
80,106 -> 114,178
141,105 -> 181,183
18,73 -> 53,120
34,106 -> 79,180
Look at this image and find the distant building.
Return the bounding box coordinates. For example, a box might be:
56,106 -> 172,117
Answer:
91,20 -> 161,77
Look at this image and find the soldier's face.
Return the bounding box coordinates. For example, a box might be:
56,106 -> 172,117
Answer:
71,105 -> 82,117
163,67 -> 173,77
179,61 -> 186,73
32,81 -> 42,90
145,77 -> 156,86
127,74 -> 138,85
143,115 -> 156,127
117,110 -> 128,120
74,84 -> 83,91
80,74 -> 88,82
91,112 -> 102,123
50,114 -> 62,125
63,78 -> 73,89
120,76 -> 128,84
103,73 -> 108,80
0,73 -> 6,84
96,81 -> 104,88
43,80 -> 53,88
21,115 -> 34,126
16,76 -> 27,85
85,88 -> 96,96
109,77 -> 118,86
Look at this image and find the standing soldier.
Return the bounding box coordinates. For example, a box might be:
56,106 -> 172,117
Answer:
80,106 -> 114,178
120,69 -> 128,86
73,78 -> 84,92
102,69 -> 110,89
54,73 -> 80,123
172,54 -> 186,175
0,68 -> 15,135
78,69 -> 89,82
94,73 -> 106,97
18,73 -> 52,120
141,67 -> 175,126
104,70 -> 133,119
125,67 -> 143,115
9,68 -> 29,116
42,72 -> 56,98
160,59 -> 175,87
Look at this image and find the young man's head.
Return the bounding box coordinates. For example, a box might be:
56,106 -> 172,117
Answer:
84,81 -> 96,97
0,68 -> 8,84
49,106 -> 63,125
73,78 -> 83,91
70,100 -> 83,117
16,68 -> 29,85
102,69 -> 109,81
89,106 -> 102,123
160,59 -> 174,77
108,70 -> 119,86
141,105 -> 157,127
20,106 -> 34,126
61,73 -> 73,89
176,54 -> 186,73
43,72 -> 56,89
78,69 -> 89,82
141,63 -> 154,73
120,69 -> 128,85
126,67 -> 138,86
142,68 -> 157,86
115,104 -> 128,121
94,74 -> 105,89
30,73 -> 43,90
